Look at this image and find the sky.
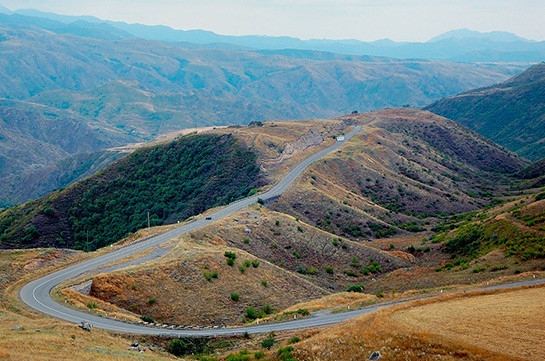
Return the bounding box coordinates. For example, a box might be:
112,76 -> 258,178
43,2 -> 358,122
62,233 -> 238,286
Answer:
1,0 -> 544,42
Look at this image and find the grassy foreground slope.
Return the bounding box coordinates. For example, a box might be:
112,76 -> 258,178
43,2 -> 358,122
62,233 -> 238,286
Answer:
0,133 -> 264,251
425,62 -> 545,161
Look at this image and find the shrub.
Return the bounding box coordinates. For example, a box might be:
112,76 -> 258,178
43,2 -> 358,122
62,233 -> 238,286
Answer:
347,284 -> 365,293
297,308 -> 310,316
243,238 -> 250,244
243,259 -> 252,267
254,350 -> 266,359
389,244 -> 395,249
226,352 -> 250,361
261,280 -> 268,287
288,336 -> 300,344
332,239 -> 339,247
490,264 -> 508,271
376,290 -> 385,298
297,226 -> 304,232
297,266 -> 316,275
277,346 -> 296,360
472,265 -> 485,273
148,297 -> 157,305
238,264 -> 246,273
169,339 -> 189,356
87,302 -> 98,309
275,220 -> 280,226
246,307 -> 258,320
263,304 -> 272,314
140,315 -> 154,323
261,337 -> 275,349
203,270 -> 219,281
326,266 -> 334,274
224,251 -> 237,260
230,293 -> 240,301
343,269 -> 358,277
227,258 -> 235,266
252,260 -> 260,268
257,198 -> 265,205
535,192 -> 545,201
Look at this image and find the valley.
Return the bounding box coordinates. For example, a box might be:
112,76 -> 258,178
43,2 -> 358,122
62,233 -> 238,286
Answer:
0,4 -> 544,360
1,109 -> 542,360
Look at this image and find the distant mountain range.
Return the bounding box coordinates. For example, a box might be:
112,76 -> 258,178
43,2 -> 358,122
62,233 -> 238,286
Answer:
425,63 -> 545,161
0,4 -> 539,206
0,6 -> 544,62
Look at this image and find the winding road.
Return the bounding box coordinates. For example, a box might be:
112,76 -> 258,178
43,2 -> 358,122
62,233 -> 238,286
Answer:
18,124 -> 545,336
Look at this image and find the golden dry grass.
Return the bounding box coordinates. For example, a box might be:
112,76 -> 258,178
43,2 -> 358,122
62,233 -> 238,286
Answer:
290,287 -> 545,361
392,286 -> 545,361
0,310 -> 176,361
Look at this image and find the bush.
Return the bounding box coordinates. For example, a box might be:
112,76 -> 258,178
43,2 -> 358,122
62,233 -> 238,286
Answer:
347,284 -> 365,293
252,260 -> 260,268
226,351 -> 250,361
325,266 -> 334,274
224,251 -> 237,260
243,238 -> 250,244
243,259 -> 252,267
238,264 -> 246,273
376,290 -> 385,298
203,270 -> 219,281
227,258 -> 235,266
535,192 -> 545,201
140,315 -> 154,323
230,293 -> 240,301
254,350 -> 266,359
169,339 -> 189,357
261,337 -> 275,349
277,346 -> 296,361
246,307 -> 258,320
343,269 -> 358,277
148,297 -> 156,305
288,336 -> 300,344
472,265 -> 485,273
263,304 -> 272,314
261,280 -> 268,287
87,302 -> 98,309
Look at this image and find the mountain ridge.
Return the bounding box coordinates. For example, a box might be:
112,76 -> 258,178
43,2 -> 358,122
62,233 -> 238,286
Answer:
0,6 -> 543,62
424,62 -> 545,161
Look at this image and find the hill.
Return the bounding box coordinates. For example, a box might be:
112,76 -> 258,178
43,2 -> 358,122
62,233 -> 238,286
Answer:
273,108 -> 528,243
0,149 -> 127,207
0,99 -> 119,179
424,62 -> 545,161
0,133 -> 264,251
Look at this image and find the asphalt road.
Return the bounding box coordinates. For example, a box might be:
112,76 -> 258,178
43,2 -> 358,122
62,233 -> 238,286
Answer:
19,124 -> 545,336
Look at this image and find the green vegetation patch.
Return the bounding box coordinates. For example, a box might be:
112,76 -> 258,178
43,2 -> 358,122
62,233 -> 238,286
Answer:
0,134 -> 264,251
444,219 -> 545,260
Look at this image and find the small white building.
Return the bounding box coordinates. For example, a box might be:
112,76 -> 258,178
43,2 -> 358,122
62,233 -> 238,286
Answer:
336,135 -> 345,141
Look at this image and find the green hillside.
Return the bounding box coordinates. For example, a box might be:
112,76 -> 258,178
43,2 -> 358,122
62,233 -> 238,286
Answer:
0,133 -> 263,251
424,63 -> 545,161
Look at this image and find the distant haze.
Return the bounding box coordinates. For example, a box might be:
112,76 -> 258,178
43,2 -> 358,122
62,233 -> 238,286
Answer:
1,0 -> 544,42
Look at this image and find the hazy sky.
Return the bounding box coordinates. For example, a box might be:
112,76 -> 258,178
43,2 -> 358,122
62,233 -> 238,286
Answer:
2,0 -> 544,42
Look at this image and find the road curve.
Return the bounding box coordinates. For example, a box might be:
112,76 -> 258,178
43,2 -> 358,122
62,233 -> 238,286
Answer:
20,126 -> 366,336
19,125 -> 545,337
